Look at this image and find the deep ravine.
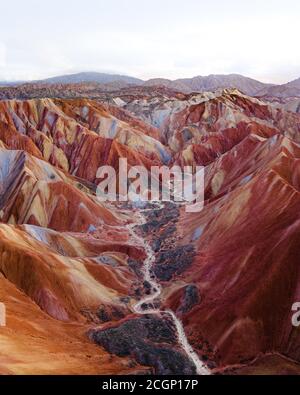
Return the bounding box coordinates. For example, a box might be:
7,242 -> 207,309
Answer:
128,203 -> 210,375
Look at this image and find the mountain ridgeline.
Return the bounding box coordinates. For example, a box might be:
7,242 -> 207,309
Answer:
1,72 -> 300,98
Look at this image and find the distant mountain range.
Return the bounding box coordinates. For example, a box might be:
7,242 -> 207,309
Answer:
1,72 -> 300,97
37,71 -> 143,86
143,74 -> 275,96
0,80 -> 25,86
256,77 -> 300,98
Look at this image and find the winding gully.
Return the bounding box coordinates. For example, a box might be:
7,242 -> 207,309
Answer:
127,203 -> 210,375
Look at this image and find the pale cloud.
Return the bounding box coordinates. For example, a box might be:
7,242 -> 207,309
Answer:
0,0 -> 299,83
0,43 -> 6,68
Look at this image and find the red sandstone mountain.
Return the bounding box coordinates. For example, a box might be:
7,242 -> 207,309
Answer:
0,89 -> 300,374
0,98 -> 169,178
116,90 -> 300,372
165,132 -> 300,368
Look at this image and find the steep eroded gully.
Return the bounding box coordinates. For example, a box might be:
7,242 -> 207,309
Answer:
90,202 -> 210,375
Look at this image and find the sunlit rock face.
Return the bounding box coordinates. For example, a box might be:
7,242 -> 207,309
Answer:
0,90 -> 300,374
154,94 -> 300,371
122,89 -> 300,162
0,149 -> 149,373
0,98 -> 159,373
164,147 -> 300,364
115,89 -> 300,373
0,98 -> 170,180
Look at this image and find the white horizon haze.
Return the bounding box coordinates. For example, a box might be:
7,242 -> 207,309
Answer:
0,0 -> 299,84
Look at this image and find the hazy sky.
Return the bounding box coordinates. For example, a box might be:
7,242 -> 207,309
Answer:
0,0 -> 299,83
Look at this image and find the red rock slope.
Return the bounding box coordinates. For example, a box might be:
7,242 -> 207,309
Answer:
0,99 -> 161,373
1,91 -> 300,374
148,93 -> 300,373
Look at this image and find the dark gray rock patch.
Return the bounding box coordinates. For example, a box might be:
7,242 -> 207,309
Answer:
89,315 -> 196,375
